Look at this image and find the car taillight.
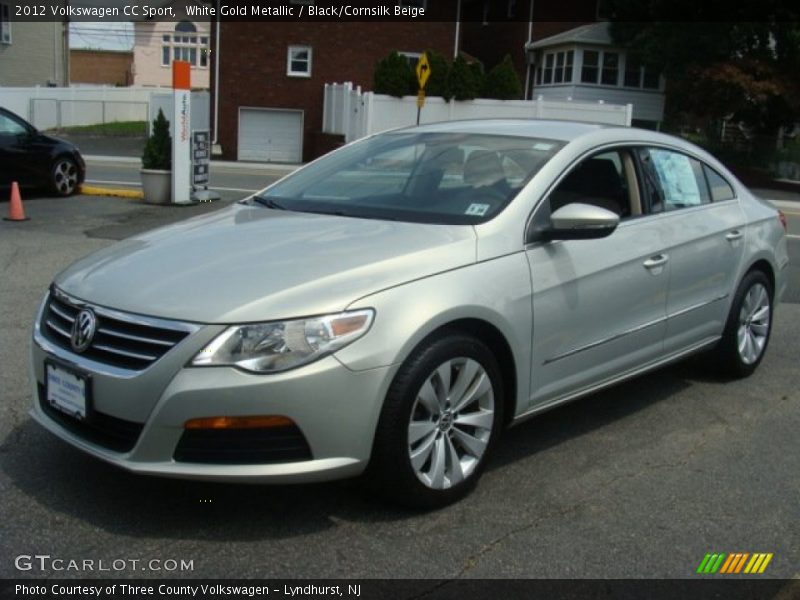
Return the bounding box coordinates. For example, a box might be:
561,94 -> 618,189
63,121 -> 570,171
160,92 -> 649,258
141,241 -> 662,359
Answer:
778,210 -> 787,232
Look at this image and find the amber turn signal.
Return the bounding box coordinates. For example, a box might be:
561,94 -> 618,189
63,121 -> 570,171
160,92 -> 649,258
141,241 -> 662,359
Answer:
184,415 -> 295,429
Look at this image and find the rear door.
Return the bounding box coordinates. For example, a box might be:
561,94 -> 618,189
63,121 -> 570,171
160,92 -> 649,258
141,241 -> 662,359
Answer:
636,147 -> 747,353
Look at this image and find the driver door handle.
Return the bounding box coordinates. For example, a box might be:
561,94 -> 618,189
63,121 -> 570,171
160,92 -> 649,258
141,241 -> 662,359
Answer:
643,254 -> 669,269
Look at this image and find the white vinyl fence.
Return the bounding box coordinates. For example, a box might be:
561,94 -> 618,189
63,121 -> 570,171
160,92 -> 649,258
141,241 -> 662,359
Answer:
323,82 -> 633,143
149,91 -> 210,138
0,86 -> 151,130
0,86 -> 209,134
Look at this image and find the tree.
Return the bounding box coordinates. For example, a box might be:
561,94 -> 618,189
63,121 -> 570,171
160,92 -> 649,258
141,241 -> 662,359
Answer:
142,109 -> 171,171
607,4 -> 800,135
373,52 -> 415,97
447,55 -> 482,101
423,49 -> 452,100
483,55 -> 523,100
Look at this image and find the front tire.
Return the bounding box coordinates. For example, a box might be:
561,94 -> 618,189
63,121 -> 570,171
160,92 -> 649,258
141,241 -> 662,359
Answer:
52,157 -> 79,196
714,270 -> 774,378
368,333 -> 504,508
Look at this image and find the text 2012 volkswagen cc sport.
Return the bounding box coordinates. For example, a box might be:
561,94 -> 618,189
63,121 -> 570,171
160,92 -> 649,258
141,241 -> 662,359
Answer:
31,120 -> 788,506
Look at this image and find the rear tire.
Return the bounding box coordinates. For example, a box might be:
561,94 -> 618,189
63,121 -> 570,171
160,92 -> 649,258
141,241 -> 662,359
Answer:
368,332 -> 504,508
713,270 -> 773,378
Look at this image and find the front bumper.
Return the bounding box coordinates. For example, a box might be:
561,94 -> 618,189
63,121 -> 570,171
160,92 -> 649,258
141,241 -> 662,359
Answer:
31,298 -> 396,483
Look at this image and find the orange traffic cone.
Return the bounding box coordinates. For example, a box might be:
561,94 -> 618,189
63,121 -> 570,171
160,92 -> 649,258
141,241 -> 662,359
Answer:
4,182 -> 29,222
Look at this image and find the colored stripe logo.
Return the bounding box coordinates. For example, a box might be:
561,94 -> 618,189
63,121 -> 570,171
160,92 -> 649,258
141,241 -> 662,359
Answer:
696,553 -> 773,574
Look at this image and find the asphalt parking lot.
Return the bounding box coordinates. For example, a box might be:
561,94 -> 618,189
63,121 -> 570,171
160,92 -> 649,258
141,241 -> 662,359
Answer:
0,193 -> 798,581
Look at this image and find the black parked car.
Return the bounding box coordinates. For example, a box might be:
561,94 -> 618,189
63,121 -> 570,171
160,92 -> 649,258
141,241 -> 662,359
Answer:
0,107 -> 85,196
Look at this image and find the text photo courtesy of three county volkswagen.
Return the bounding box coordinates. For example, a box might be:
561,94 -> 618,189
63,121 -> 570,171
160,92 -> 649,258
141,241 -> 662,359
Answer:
1,0 -> 799,592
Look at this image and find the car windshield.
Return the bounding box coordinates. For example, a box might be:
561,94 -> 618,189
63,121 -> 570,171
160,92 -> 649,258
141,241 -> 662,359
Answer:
252,132 -> 564,224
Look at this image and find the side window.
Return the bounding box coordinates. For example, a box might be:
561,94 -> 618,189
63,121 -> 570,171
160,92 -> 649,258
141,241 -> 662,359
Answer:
0,112 -> 27,135
549,150 -> 631,218
703,165 -> 736,202
637,148 -> 709,212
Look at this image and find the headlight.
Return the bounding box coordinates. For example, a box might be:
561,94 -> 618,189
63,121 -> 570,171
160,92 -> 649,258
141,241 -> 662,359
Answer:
191,309 -> 374,373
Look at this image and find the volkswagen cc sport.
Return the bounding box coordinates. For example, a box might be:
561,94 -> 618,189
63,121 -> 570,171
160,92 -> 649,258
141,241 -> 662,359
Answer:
31,120 -> 788,506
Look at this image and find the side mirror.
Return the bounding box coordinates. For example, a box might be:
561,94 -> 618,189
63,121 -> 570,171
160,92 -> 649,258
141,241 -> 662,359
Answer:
536,202 -> 620,241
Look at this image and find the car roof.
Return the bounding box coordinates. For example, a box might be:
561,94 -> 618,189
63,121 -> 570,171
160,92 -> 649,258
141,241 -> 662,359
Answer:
398,119 -> 617,142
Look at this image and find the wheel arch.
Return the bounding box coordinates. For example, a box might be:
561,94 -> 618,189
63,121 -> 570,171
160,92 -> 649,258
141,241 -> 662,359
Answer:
392,317 -> 520,428
743,258 -> 775,295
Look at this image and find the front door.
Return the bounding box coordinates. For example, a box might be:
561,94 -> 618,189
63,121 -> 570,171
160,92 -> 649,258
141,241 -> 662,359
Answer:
0,110 -> 38,186
525,149 -> 670,407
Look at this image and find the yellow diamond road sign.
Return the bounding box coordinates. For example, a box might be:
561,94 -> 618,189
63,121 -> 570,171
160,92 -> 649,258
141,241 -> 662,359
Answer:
416,53 -> 431,90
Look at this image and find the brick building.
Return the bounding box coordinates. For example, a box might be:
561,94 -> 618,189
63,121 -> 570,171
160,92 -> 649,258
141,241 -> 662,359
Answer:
211,7 -> 460,163
70,49 -> 133,86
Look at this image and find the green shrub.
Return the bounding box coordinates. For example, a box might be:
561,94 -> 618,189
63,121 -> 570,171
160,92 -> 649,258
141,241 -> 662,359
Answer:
141,109 -> 172,170
423,49 -> 452,100
447,55 -> 482,101
483,55 -> 522,100
374,52 -> 415,97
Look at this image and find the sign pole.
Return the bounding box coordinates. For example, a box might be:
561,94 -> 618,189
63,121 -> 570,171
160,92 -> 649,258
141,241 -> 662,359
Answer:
415,53 -> 431,126
171,60 -> 192,205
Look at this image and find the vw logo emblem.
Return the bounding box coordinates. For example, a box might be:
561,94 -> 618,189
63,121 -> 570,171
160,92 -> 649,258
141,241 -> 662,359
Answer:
70,309 -> 97,353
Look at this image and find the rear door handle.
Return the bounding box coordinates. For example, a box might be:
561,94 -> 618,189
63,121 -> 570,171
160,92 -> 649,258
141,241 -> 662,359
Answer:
725,230 -> 744,241
643,254 -> 669,269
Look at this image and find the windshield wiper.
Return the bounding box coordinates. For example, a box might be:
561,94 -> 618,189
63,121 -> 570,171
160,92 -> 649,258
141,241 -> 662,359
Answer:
252,196 -> 288,210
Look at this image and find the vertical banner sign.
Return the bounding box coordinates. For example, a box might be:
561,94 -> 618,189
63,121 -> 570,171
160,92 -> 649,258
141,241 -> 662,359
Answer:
192,131 -> 210,187
172,61 -> 192,204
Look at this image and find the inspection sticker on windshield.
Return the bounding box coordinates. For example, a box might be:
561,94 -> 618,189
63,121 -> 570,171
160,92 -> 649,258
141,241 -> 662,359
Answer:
465,203 -> 490,216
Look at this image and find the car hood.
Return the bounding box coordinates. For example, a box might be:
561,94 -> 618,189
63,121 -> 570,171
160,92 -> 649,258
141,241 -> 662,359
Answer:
37,132 -> 78,151
55,204 -> 477,323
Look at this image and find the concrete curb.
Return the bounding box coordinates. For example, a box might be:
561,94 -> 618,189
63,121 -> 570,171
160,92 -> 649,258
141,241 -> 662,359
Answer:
80,184 -> 144,200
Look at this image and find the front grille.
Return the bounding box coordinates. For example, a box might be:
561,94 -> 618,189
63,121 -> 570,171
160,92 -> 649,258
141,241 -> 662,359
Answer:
174,426 -> 313,465
42,289 -> 191,371
38,384 -> 143,453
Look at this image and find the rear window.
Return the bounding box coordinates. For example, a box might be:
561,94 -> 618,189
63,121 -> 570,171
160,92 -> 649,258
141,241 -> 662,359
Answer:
703,165 -> 736,202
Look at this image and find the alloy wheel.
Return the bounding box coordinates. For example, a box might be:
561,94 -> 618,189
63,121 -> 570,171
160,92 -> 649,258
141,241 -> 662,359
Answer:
737,282 -> 770,365
53,159 -> 78,195
407,357 -> 495,490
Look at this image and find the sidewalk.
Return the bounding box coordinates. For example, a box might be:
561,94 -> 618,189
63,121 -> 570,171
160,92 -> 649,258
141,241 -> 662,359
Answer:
750,188 -> 800,203
84,155 -> 302,177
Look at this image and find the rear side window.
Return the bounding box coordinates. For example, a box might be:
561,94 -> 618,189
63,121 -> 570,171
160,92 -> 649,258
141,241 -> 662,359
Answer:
637,148 -> 710,213
703,165 -> 736,201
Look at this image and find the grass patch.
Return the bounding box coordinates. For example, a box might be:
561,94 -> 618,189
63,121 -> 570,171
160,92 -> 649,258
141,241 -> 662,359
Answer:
48,121 -> 147,136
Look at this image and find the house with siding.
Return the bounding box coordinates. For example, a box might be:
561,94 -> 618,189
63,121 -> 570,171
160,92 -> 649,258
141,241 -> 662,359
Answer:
460,2 -> 665,127
0,2 -> 69,87
132,0 -> 211,88
527,22 -> 665,129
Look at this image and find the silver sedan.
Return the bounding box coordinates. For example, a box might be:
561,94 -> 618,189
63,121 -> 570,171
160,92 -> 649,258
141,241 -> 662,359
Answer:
30,120 -> 789,506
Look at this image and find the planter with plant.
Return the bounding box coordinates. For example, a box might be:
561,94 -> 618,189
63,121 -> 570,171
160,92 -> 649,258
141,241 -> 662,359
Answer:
140,109 -> 172,204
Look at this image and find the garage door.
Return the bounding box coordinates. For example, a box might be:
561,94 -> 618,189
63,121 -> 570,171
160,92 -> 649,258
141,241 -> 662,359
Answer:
238,108 -> 303,163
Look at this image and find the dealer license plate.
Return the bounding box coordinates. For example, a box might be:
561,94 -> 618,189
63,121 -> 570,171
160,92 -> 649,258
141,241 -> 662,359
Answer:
46,363 -> 87,420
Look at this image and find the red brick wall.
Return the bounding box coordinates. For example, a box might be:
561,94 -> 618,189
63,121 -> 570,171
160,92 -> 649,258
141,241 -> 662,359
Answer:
214,20 -> 457,161
70,50 -> 133,86
460,0 -> 599,96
